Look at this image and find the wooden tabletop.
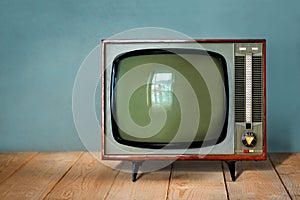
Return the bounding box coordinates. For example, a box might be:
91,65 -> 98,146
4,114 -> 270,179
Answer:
0,152 -> 299,199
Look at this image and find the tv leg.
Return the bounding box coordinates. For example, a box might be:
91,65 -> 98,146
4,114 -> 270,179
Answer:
226,161 -> 236,181
132,161 -> 143,182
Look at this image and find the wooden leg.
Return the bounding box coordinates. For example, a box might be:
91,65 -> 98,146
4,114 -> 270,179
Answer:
226,161 -> 236,181
132,161 -> 143,182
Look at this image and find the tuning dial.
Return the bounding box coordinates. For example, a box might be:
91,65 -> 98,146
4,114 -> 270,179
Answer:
242,132 -> 257,147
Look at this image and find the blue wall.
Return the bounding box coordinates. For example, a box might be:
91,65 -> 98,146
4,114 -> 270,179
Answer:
0,0 -> 299,152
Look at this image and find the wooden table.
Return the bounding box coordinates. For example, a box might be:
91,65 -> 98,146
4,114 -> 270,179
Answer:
0,152 -> 299,199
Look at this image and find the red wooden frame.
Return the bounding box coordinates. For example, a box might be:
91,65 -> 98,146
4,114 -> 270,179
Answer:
101,39 -> 266,161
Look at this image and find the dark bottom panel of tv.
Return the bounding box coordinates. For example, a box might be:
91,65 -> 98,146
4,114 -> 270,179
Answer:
131,160 -> 236,182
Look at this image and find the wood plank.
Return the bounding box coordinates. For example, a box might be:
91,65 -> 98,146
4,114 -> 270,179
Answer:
106,161 -> 171,200
223,159 -> 291,200
45,152 -> 121,199
0,152 -> 37,184
0,152 -> 81,200
269,153 -> 300,199
168,161 -> 227,200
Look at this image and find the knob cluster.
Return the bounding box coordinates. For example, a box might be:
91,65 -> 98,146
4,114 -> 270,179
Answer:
242,132 -> 257,147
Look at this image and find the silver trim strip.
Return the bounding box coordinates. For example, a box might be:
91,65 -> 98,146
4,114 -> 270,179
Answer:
245,54 -> 252,123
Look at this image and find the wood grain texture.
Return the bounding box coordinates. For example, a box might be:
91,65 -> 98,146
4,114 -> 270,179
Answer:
0,152 -> 299,200
106,160 -> 171,200
223,159 -> 291,200
0,152 -> 37,184
102,154 -> 267,161
0,152 -> 81,200
168,161 -> 227,200
45,152 -> 121,200
269,153 -> 300,199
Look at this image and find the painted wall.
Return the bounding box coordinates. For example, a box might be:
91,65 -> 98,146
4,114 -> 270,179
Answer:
0,0 -> 299,152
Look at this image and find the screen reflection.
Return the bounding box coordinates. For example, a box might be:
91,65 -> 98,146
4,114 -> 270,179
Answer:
150,72 -> 174,108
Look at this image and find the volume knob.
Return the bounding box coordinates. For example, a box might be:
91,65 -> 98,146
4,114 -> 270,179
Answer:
242,132 -> 257,147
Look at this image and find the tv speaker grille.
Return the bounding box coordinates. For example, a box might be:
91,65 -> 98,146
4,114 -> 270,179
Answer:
235,56 -> 245,122
252,56 -> 263,122
235,56 -> 263,122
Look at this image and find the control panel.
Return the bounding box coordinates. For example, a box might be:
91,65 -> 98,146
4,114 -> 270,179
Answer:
234,43 -> 264,154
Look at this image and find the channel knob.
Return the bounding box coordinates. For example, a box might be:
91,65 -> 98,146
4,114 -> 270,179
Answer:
242,132 -> 257,147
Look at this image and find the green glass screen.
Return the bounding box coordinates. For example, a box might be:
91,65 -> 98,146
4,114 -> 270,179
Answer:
112,50 -> 227,146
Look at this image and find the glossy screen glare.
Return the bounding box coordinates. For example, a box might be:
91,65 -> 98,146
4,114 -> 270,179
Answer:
111,50 -> 227,147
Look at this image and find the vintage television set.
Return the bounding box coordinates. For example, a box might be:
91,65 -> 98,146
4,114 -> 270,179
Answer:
102,39 -> 266,181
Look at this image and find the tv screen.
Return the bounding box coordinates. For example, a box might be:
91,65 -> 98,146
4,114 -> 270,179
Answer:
110,49 -> 228,148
